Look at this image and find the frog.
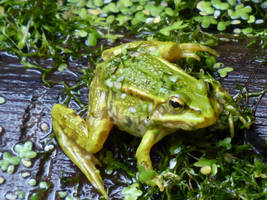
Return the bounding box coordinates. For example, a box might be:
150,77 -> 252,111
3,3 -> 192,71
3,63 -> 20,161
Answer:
51,40 -> 251,199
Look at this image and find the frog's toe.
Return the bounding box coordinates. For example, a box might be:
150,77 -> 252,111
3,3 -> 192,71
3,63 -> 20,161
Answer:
179,43 -> 219,60
152,176 -> 164,191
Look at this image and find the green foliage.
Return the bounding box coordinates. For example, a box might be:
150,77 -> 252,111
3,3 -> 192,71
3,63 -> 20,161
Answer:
0,152 -> 20,171
195,0 -> 266,41
0,1 -> 266,199
103,131 -> 267,200
122,183 -> 143,200
14,141 -> 37,160
218,67 -> 234,78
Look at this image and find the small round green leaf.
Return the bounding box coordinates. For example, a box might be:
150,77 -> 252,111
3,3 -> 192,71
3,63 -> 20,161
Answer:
197,1 -> 214,14
87,33 -> 97,47
218,67 -> 234,77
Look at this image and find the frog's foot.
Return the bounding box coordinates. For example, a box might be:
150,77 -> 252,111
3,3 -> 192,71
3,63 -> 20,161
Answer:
53,120 -> 108,199
172,43 -> 219,61
152,176 -> 164,191
227,109 -> 252,138
136,129 -> 169,191
138,164 -> 164,191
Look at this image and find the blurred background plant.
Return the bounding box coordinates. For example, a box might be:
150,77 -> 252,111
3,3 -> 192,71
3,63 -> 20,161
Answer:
0,0 -> 265,86
195,0 -> 266,36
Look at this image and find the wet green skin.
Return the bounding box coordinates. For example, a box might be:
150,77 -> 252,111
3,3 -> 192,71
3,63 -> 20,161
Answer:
51,41 -> 250,199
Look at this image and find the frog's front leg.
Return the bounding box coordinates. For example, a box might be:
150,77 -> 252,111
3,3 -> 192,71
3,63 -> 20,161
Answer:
51,76 -> 113,199
136,129 -> 169,191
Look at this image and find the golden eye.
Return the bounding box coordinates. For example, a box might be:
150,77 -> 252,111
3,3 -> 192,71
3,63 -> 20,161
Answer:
168,96 -> 185,112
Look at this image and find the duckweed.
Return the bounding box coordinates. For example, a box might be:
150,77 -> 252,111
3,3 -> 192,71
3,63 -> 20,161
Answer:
200,165 -> 212,175
0,152 -> 20,172
39,181 -> 48,189
122,183 -> 143,200
5,192 -> 17,200
22,159 -> 32,168
0,96 -> 5,104
218,67 -> 234,78
0,176 -> 5,184
196,0 -> 266,37
14,141 -> 37,160
21,171 -> 31,178
28,178 -> 37,186
0,1 -> 266,199
58,191 -> 68,198
7,165 -> 15,174
40,122 -> 49,132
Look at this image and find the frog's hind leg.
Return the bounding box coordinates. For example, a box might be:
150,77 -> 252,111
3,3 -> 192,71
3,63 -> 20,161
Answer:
136,129 -> 169,191
51,104 -> 113,199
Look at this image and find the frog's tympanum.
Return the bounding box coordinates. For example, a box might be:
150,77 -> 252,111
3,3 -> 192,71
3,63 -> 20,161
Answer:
51,41 -> 251,199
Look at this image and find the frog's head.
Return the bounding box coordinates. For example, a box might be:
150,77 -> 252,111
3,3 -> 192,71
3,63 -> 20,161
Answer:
150,78 -> 220,131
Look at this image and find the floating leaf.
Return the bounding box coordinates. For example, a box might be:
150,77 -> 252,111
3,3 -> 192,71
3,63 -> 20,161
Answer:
87,33 -> 97,47
102,2 -> 119,13
144,4 -> 164,17
227,0 -> 236,6
247,15 -> 255,23
218,67 -> 234,77
217,21 -> 230,31
122,183 -> 143,200
116,15 -> 131,25
255,19 -> 264,24
197,1 -> 214,15
242,27 -> 253,35
211,0 -> 229,10
164,7 -> 174,16
93,0 -> 103,7
0,96 -> 5,104
217,137 -> 232,150
138,165 -> 157,185
236,5 -> 252,20
106,15 -> 115,23
194,157 -> 217,167
74,30 -> 88,38
159,21 -> 188,36
228,9 -> 240,19
231,19 -> 241,25
195,16 -> 217,29
14,141 -> 37,160
133,11 -> 147,25
117,0 -> 132,8
214,10 -> 221,18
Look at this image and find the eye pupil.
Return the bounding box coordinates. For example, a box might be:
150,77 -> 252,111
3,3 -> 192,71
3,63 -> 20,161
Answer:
171,100 -> 182,108
168,96 -> 185,112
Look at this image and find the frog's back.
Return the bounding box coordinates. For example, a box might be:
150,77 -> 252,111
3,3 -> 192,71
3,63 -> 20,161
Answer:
93,53 -> 195,137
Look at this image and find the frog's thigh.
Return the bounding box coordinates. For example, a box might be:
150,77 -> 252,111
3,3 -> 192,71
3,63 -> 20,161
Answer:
51,104 -> 113,154
136,129 -> 167,170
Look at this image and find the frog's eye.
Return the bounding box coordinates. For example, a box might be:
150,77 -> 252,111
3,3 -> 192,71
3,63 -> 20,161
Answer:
168,96 -> 185,112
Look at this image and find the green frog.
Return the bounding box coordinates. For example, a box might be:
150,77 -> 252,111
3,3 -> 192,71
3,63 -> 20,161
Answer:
51,41 -> 251,199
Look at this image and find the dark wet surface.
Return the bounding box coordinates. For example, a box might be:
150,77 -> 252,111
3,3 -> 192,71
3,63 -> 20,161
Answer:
0,39 -> 266,199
